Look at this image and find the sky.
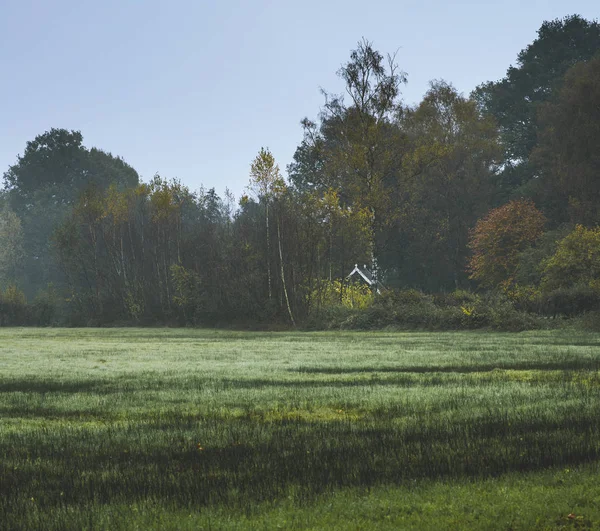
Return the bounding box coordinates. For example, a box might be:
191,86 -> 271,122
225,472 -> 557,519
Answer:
1,0 -> 598,199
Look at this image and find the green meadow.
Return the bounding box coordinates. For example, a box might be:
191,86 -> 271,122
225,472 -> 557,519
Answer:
1,328 -> 600,530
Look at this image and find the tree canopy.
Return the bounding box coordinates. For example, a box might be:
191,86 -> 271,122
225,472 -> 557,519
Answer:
474,14 -> 600,201
2,17 -> 600,326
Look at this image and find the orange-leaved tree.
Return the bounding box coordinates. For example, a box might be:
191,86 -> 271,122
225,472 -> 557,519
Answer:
468,200 -> 546,289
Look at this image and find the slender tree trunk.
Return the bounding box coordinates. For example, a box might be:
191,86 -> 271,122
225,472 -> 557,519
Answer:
120,227 -> 127,285
163,226 -> 171,311
329,220 -> 333,282
370,207 -> 378,294
277,214 -> 295,327
266,201 -> 272,300
90,224 -> 101,316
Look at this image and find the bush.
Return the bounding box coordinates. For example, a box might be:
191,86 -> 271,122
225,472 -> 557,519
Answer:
433,289 -> 480,308
571,310 -> 600,331
539,285 -> 600,317
308,280 -> 373,312
504,284 -> 542,313
31,285 -> 60,326
476,292 -> 543,331
377,289 -> 431,307
541,225 -> 600,291
340,306 -> 391,330
307,287 -> 547,332
303,304 -> 357,330
0,285 -> 29,326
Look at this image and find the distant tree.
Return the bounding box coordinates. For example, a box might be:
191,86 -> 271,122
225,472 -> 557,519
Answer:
474,15 -> 600,201
468,200 -> 546,289
0,207 -> 24,288
0,284 -> 28,326
532,55 -> 600,225
2,129 -> 139,298
541,225 -> 600,291
398,81 -> 501,289
248,148 -> 285,302
289,39 -> 407,274
3,129 -> 138,211
514,225 -> 573,287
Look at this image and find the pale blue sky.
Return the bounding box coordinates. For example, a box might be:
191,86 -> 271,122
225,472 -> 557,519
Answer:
1,0 -> 598,198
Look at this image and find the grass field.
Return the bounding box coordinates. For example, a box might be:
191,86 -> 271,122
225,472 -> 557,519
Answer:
1,328 -> 600,530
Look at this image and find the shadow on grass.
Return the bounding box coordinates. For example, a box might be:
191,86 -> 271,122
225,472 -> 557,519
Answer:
0,379 -> 109,394
292,360 -> 600,374
2,364 -> 598,402
2,411 -> 600,512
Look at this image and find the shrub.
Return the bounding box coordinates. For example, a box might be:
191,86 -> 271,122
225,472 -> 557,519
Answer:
541,225 -> 600,291
539,285 -> 600,317
433,289 -> 480,308
477,292 -> 543,331
32,285 -> 60,326
304,305 -> 356,330
0,285 -> 29,326
504,284 -> 542,313
572,310 -> 600,331
303,287 -> 547,332
376,289 -> 432,308
309,279 -> 373,312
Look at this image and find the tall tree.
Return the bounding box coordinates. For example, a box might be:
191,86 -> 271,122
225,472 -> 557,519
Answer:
397,81 -> 501,289
248,148 -> 284,302
3,129 -> 138,211
0,206 -> 24,288
532,55 -> 600,226
474,15 -> 600,201
289,39 -> 407,278
2,129 -> 139,298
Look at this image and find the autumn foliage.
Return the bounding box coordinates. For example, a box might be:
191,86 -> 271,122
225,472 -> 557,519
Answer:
468,200 -> 546,288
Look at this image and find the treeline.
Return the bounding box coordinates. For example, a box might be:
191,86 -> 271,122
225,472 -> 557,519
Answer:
1,15 -> 600,328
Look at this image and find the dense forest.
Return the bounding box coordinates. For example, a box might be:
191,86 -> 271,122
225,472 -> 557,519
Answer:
1,15 -> 600,329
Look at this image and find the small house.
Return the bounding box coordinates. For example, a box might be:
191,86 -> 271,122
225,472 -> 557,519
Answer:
346,264 -> 385,294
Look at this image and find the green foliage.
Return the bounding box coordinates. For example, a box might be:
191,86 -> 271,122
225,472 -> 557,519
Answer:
478,292 -> 544,331
303,304 -> 357,331
2,129 -> 139,299
571,310 -> 600,332
31,284 -> 60,326
170,264 -> 202,324
312,289 -> 545,332
310,279 -> 374,311
3,129 -> 138,208
397,82 -> 500,289
533,55 -> 600,225
514,226 -> 572,287
289,39 -> 406,268
474,15 -> 600,201
248,147 -> 285,200
0,207 -> 24,287
539,285 -> 600,317
433,289 -> 479,308
2,284 -> 26,306
0,285 -> 28,326
379,288 -> 431,306
542,225 -> 600,291
2,20 -> 600,325
504,284 -> 542,313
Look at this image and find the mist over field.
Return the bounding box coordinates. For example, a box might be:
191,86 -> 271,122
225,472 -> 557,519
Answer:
2,328 -> 600,529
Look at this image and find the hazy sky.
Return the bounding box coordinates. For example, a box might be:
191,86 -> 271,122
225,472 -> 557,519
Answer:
1,0 -> 598,198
